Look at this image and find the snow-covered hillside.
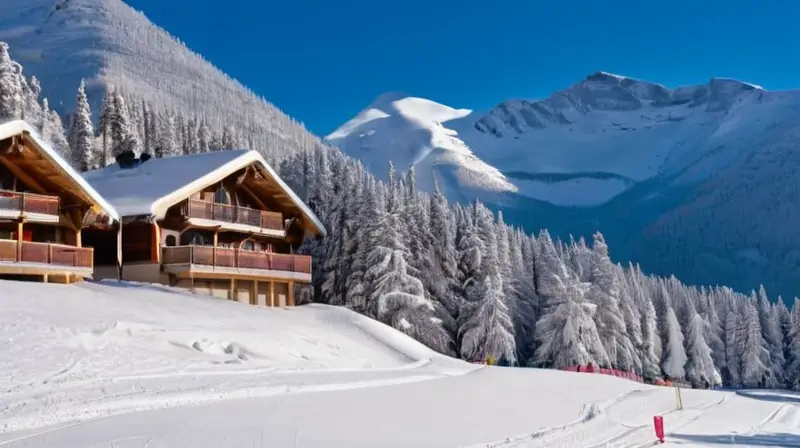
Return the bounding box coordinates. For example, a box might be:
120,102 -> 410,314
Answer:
328,72 -> 800,298
1,281 -> 798,447
0,280 -> 470,435
0,0 -> 320,158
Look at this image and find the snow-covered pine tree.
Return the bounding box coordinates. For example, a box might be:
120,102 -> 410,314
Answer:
787,299 -> 800,390
362,167 -> 452,355
428,179 -> 462,320
633,269 -> 662,381
534,274 -> 607,368
97,88 -> 116,166
457,201 -> 517,363
739,297 -> 772,388
344,176 -> 380,313
0,42 -> 23,120
154,110 -> 178,158
459,274 -> 517,364
756,286 -> 786,387
533,229 -> 609,368
454,203 -> 482,310
110,90 -> 142,157
68,80 -> 96,171
776,299 -> 793,372
684,305 -> 716,387
39,98 -> 70,159
587,232 -> 635,370
659,288 -> 687,380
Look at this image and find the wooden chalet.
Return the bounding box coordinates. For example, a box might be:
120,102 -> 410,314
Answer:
0,120 -> 119,283
82,149 -> 325,307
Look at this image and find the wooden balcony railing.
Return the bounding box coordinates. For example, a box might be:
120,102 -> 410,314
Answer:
162,245 -> 311,275
182,199 -> 284,232
0,189 -> 60,217
0,240 -> 93,269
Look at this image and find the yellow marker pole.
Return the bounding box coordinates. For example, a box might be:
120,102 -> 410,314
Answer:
674,385 -> 683,411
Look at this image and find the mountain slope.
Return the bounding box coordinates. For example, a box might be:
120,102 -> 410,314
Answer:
328,73 -> 800,297
0,0 -> 317,156
326,92 -> 516,201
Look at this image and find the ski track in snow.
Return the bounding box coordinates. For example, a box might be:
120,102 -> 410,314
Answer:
2,280 -> 800,447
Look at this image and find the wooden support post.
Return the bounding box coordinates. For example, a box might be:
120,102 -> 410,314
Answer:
16,220 -> 23,261
212,231 -> 219,267
269,281 -> 275,307
151,223 -> 162,264
229,278 -> 235,300
253,280 -> 259,306
75,228 -> 82,248
288,281 -> 295,307
42,274 -> 48,283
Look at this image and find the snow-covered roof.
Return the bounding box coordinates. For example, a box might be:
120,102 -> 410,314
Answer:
0,119 -> 120,222
83,149 -> 326,237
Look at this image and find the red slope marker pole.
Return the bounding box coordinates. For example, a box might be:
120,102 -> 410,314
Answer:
653,415 -> 665,443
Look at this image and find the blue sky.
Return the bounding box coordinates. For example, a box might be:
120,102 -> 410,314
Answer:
127,0 -> 799,136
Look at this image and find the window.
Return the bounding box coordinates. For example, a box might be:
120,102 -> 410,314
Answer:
165,235 -> 177,247
180,229 -> 213,246
214,184 -> 228,205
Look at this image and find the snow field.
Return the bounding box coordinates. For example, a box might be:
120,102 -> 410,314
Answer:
0,279 -> 472,434
1,280 -> 799,447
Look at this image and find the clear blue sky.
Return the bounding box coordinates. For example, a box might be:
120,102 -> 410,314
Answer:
126,0 -> 799,136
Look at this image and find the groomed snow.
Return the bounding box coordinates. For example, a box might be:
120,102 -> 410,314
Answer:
82,149 -> 326,236
1,280 -> 798,447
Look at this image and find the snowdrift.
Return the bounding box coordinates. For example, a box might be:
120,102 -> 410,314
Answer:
0,279 -> 470,433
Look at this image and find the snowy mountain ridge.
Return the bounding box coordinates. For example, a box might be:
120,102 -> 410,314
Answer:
328,73 -> 800,297
328,71 -> 776,207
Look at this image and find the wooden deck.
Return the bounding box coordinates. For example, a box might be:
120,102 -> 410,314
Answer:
0,189 -> 60,222
0,239 -> 94,279
182,199 -> 284,232
162,245 -> 311,282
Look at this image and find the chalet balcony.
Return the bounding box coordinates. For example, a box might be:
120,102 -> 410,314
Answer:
0,239 -> 94,273
162,245 -> 311,282
182,199 -> 284,236
0,189 -> 60,223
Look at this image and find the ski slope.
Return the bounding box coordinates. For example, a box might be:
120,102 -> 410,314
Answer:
0,280 -> 798,447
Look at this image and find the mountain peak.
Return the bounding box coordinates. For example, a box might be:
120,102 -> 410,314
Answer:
368,91 -> 413,108
585,71 -> 629,82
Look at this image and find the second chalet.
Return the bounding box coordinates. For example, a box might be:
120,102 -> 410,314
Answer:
0,120 -> 118,283
82,149 -> 325,307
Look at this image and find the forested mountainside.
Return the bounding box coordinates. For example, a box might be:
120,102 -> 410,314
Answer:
0,0 -> 324,169
2,42 -> 800,391
328,76 -> 800,300
4,0 -> 798,300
